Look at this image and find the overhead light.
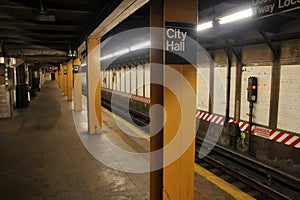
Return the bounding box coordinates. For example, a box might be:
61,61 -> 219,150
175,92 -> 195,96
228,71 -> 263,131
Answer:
113,48 -> 130,56
10,58 -> 16,65
219,8 -> 253,25
0,57 -> 4,64
100,54 -> 113,61
130,41 -> 151,51
36,0 -> 56,22
36,13 -> 56,22
100,41 -> 151,61
68,49 -> 77,58
197,21 -> 213,31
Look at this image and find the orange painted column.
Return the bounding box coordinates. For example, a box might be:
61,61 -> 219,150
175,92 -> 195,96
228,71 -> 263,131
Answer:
63,65 -> 67,96
150,0 -> 197,199
67,60 -> 73,101
86,37 -> 101,134
73,58 -> 82,111
55,71 -> 58,85
60,68 -> 63,89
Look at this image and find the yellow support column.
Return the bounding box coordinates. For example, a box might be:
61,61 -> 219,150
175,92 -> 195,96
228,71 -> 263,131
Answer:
150,0 -> 197,199
63,65 -> 67,95
163,67 -> 197,200
55,71 -> 59,85
39,70 -> 42,87
67,60 -> 73,101
59,68 -> 63,89
73,58 -> 82,111
86,37 -> 101,134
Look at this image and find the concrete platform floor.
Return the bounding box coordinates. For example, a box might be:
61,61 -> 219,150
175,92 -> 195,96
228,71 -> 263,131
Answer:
0,81 -> 148,200
0,80 -> 239,200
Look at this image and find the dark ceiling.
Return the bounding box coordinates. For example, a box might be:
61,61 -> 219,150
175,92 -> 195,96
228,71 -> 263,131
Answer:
102,0 -> 300,55
0,0 -> 121,64
0,0 -> 299,65
197,0 -> 300,51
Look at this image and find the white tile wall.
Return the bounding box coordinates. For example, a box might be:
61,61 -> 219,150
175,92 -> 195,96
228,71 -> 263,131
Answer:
213,67 -> 236,117
137,65 -> 144,97
145,64 -> 150,98
131,67 -> 137,95
196,68 -> 209,112
109,70 -> 113,90
125,68 -> 130,93
120,68 -> 125,92
240,66 -> 272,126
116,70 -> 121,91
278,65 -> 300,133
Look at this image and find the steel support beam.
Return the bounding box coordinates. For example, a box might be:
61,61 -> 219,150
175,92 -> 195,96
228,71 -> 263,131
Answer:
224,39 -> 243,121
90,0 -> 149,38
260,31 -> 281,129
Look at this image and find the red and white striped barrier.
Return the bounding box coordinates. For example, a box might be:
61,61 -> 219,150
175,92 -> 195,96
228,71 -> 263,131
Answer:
196,111 -> 225,125
268,130 -> 300,148
102,88 -> 150,104
196,110 -> 300,148
101,89 -> 300,149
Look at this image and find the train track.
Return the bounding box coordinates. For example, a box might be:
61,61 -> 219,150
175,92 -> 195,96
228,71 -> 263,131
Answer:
84,89 -> 300,199
101,98 -> 150,131
196,137 -> 300,199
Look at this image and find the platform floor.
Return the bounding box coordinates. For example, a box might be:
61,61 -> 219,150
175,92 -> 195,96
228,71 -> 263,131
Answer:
0,81 -> 244,199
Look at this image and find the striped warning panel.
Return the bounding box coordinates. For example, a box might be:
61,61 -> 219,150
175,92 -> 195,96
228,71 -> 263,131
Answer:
101,89 -> 300,149
101,88 -> 150,104
196,110 -> 300,148
269,130 -> 300,148
196,110 -> 225,125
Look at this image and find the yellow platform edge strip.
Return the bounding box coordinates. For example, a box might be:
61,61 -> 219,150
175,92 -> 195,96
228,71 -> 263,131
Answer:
194,164 -> 255,200
102,106 -> 254,200
102,107 -> 150,142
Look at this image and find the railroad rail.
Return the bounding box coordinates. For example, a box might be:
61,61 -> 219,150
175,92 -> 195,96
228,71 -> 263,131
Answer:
84,90 -> 300,199
196,137 -> 300,199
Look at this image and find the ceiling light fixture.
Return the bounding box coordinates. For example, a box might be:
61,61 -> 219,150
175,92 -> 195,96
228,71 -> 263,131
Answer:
219,8 -> 253,25
130,41 -> 151,51
197,21 -> 213,31
100,40 -> 151,61
36,0 -> 56,22
113,48 -> 130,56
100,54 -> 113,61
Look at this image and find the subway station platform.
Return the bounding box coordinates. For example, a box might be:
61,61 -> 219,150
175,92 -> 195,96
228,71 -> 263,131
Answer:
0,81 -> 250,199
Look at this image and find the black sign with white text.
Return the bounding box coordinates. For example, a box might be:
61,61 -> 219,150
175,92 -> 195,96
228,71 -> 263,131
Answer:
165,22 -> 197,65
252,0 -> 300,18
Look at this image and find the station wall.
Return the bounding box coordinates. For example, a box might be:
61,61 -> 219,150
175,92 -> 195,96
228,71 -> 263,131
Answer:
100,38 -> 300,135
206,41 -> 300,135
137,65 -> 144,97
278,65 -> 300,133
145,64 -> 150,98
240,66 -> 272,126
196,68 -> 209,112
213,67 -> 236,118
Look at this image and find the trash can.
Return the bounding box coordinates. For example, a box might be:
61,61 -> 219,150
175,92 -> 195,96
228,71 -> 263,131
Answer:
16,84 -> 29,108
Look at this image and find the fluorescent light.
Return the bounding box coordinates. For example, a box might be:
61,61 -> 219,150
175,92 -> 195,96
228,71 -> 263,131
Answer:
130,41 -> 151,51
219,8 -> 253,25
10,58 -> 16,65
113,48 -> 130,56
197,21 -> 213,31
81,62 -> 86,67
100,54 -> 113,61
0,57 -> 4,64
36,13 -> 56,22
100,41 -> 151,61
